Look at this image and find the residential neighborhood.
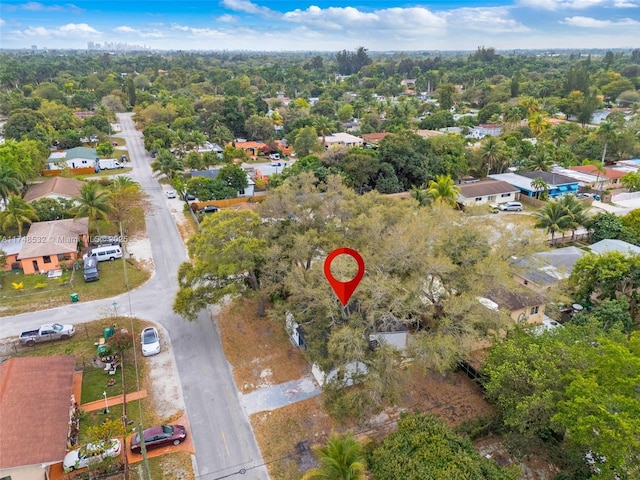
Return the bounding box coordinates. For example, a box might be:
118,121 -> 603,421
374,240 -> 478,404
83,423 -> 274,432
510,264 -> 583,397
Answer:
1,45 -> 640,480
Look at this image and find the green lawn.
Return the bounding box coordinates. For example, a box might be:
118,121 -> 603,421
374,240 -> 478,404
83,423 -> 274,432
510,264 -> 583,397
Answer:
0,258 -> 150,316
81,355 -> 142,404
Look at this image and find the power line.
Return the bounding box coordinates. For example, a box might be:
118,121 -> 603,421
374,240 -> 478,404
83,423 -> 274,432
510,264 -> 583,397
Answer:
190,384 -> 487,479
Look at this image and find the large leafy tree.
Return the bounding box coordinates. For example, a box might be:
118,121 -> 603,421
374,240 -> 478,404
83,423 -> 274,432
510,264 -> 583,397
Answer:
551,335 -> 640,479
485,323 -> 640,479
174,210 -> 268,320
302,434 -> 366,480
570,251 -> 640,319
368,413 -> 520,480
377,132 -> 429,190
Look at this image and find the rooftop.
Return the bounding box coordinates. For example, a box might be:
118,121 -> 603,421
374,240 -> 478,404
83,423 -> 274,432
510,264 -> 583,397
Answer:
0,356 -> 75,468
23,177 -> 83,202
17,218 -> 88,259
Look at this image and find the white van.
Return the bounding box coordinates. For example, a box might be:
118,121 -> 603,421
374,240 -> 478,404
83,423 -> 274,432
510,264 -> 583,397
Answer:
85,245 -> 123,262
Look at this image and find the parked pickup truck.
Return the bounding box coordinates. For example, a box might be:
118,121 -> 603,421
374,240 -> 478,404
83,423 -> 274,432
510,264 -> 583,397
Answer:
20,323 -> 76,346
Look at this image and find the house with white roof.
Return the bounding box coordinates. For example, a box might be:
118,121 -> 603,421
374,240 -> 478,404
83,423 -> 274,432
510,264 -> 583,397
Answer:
320,132 -> 363,150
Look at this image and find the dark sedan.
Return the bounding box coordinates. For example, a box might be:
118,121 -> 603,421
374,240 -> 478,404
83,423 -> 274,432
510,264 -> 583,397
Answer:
130,424 -> 187,452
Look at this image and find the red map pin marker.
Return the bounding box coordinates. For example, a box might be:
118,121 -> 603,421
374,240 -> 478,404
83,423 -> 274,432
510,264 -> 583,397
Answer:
324,247 -> 365,307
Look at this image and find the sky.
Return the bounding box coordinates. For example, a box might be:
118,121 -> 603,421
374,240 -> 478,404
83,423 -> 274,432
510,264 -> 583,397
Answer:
0,0 -> 639,52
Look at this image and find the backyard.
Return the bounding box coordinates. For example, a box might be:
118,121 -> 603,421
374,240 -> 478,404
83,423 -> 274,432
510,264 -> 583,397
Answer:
218,296 -> 502,480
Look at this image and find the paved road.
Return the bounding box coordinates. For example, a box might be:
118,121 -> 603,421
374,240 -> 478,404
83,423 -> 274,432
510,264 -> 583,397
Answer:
0,113 -> 269,480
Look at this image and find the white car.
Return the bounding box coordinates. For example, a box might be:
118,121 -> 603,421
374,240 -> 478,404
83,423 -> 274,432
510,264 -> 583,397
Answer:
141,326 -> 160,356
63,439 -> 121,471
166,190 -> 176,199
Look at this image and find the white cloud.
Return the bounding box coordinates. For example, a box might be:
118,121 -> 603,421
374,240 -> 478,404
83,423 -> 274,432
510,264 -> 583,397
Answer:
562,15 -> 640,25
19,2 -> 83,13
282,6 -> 445,32
518,0 -> 605,9
114,26 -> 136,33
612,0 -> 639,6
444,6 -> 531,33
20,22 -> 100,38
221,0 -> 273,16
0,18 -> 5,26
217,14 -> 238,23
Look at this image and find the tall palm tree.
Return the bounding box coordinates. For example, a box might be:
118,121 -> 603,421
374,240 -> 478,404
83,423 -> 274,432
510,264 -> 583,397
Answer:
524,142 -> 555,172
302,434 -> 366,480
313,116 -> 334,151
528,112 -> 550,137
479,137 -> 506,175
533,200 -> 573,242
0,163 -> 24,204
582,159 -> 607,192
548,123 -> 570,146
597,120 -> 616,164
530,177 -> 550,199
69,181 -> 113,235
151,150 -> 184,181
0,194 -> 39,236
556,194 -> 589,239
426,175 -> 461,208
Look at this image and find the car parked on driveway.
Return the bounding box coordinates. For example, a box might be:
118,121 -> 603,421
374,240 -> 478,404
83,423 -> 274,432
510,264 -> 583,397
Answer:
202,205 -> 219,213
130,424 -> 187,452
184,193 -> 196,201
166,190 -> 176,199
141,326 -> 160,357
497,201 -> 523,211
63,439 -> 121,471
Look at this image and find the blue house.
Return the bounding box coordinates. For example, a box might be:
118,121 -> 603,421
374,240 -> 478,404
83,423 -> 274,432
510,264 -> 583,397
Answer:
489,171 -> 579,199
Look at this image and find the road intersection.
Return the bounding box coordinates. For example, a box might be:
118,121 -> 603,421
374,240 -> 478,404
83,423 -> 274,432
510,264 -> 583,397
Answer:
0,113 -> 269,480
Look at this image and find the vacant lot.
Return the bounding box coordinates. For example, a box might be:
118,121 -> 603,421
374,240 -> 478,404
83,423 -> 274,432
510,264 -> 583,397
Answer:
218,296 -> 495,480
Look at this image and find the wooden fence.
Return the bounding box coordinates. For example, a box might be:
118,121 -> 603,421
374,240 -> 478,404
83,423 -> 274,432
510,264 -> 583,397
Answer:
42,167 -> 96,177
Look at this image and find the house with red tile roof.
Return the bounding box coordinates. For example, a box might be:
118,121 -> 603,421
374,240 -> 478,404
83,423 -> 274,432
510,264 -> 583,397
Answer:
234,141 -> 267,158
360,132 -> 390,147
0,356 -> 77,480
569,165 -> 627,189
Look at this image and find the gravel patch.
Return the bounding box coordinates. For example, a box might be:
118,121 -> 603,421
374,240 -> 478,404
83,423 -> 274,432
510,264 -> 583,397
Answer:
144,324 -> 186,420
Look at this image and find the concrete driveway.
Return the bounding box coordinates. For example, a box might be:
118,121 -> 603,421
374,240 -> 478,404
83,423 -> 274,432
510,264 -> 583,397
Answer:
0,113 -> 269,480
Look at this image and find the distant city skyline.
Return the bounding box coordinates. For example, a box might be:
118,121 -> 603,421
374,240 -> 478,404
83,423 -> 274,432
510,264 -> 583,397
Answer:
1,0 -> 639,52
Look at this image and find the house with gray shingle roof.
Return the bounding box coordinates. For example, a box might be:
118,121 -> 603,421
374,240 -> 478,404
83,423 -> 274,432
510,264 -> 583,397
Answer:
489,171 -> 579,198
457,179 -> 520,207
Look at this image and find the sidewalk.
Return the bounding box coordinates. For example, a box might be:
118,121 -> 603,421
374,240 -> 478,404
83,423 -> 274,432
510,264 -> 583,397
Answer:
81,389 -> 148,412
241,375 -> 321,415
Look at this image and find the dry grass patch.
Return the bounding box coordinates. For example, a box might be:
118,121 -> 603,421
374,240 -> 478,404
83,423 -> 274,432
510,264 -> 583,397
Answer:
251,394 -> 342,480
399,366 -> 494,427
219,297 -> 310,394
